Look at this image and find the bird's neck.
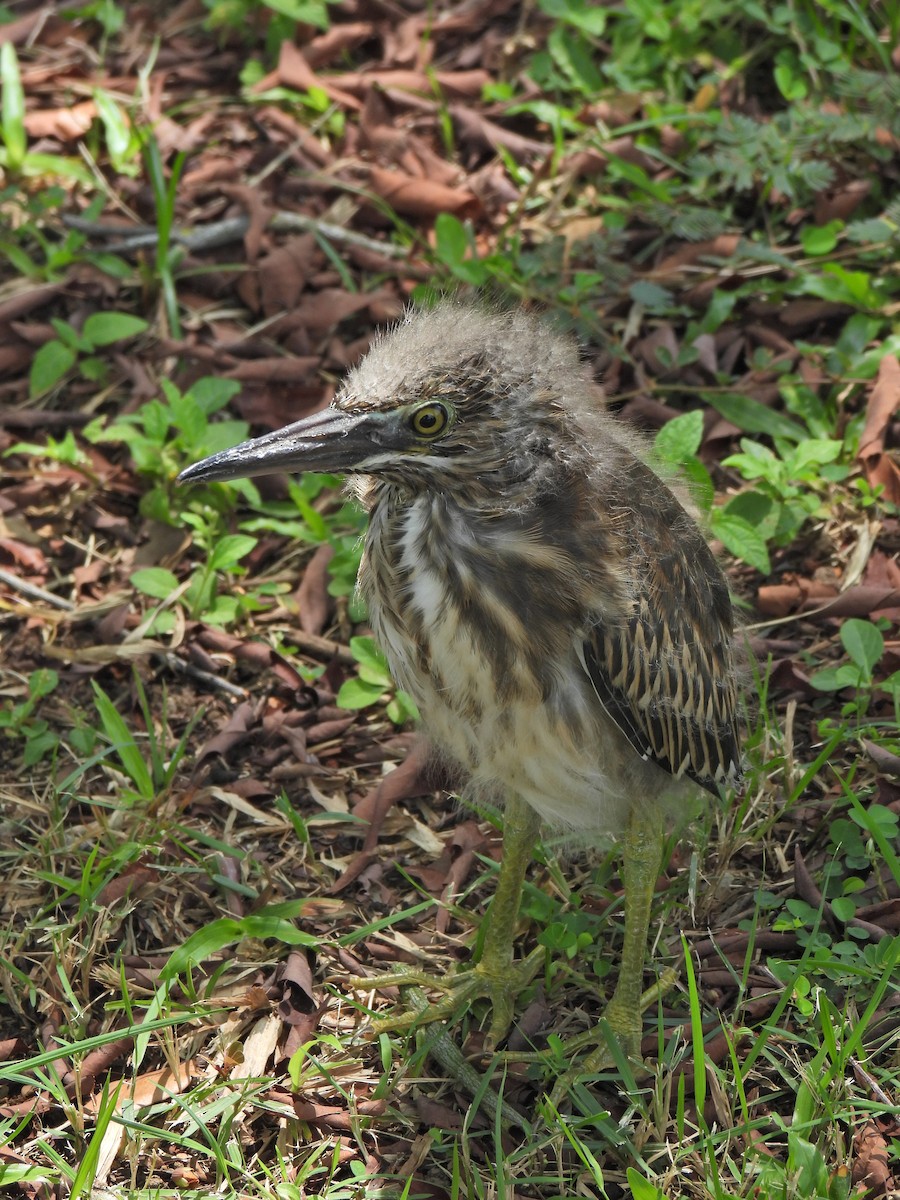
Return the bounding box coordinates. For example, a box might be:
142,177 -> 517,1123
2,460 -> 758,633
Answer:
349,454 -> 561,518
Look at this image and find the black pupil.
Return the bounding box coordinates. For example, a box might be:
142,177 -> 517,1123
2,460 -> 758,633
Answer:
418,409 -> 439,430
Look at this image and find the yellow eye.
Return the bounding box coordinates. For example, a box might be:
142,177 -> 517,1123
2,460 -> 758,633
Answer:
410,402 -> 450,439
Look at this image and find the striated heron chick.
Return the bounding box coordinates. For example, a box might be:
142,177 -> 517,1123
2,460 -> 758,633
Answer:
179,303 -> 742,1070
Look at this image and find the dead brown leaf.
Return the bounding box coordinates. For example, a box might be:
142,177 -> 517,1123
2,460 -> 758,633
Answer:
858,354 -> 900,505
367,167 -> 478,218
23,100 -> 95,140
853,1119 -> 893,1195
294,543 -> 334,635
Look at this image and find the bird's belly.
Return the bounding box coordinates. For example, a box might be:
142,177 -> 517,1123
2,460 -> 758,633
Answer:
428,687 -> 636,832
372,597 -> 635,833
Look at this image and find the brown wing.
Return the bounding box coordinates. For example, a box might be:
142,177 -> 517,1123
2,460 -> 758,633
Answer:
581,474 -> 742,795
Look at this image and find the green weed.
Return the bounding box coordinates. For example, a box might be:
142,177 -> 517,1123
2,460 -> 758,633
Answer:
336,636 -> 419,725
28,311 -> 149,397
0,668 -> 60,767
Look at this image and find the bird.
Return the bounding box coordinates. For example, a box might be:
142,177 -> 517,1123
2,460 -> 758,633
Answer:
178,301 -> 742,1077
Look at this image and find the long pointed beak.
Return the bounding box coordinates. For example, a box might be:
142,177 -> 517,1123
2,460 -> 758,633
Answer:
178,406 -> 376,485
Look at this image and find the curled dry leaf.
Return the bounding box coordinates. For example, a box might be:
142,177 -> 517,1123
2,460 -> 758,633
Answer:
853,1119 -> 893,1194
859,354 -> 900,506
367,167 -> 478,218
24,100 -> 96,140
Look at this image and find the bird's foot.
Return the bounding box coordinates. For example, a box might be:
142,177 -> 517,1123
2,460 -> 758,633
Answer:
546,967 -> 678,1108
348,944 -> 544,1049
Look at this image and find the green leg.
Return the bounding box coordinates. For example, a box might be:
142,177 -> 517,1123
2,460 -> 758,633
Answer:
349,793 -> 542,1045
546,801 -> 665,1106
474,793 -> 542,1046
597,799 -> 665,1058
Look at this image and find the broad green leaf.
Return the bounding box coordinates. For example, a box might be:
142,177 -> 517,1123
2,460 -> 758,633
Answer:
169,390 -> 207,447
4,149 -> 93,184
336,677 -> 385,709
680,457 -> 714,511
349,635 -> 389,673
538,0 -> 606,35
30,341 -> 76,395
162,913 -> 318,981
209,534 -> 257,571
287,481 -> 330,541
358,662 -> 393,688
145,612 -> 176,635
138,398 -> 170,445
839,618 -> 883,679
654,409 -> 704,464
79,356 -> 107,383
800,221 -> 842,256
131,567 -> 180,600
261,0 -> 329,27
797,263 -> 879,309
240,516 -> 317,541
386,690 -> 419,724
50,317 -> 88,351
710,509 -> 771,575
200,419 -> 251,456
704,393 -> 808,442
549,25 -> 604,94
722,490 -> 775,529
850,805 -> 899,836
788,438 -> 843,474
28,668 -> 59,700
774,62 -> 807,101
0,1166 -> 52,1183
0,238 -> 39,276
807,664 -> 862,692
202,595 -> 241,625
788,1133 -> 830,1197
22,730 -> 58,768
434,213 -> 469,265
701,288 -> 738,333
82,312 -> 149,347
189,376 -> 242,415
434,213 -> 487,284
830,896 -> 856,922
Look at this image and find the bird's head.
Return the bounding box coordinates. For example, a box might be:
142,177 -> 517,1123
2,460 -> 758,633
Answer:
178,303 -> 596,498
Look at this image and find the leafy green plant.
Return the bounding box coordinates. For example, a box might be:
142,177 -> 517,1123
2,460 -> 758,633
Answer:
746,1121 -> 852,1200
89,379 -> 369,626
336,636 -> 419,725
4,430 -> 90,470
718,435 -> 844,570
29,312 -> 149,397
239,471 -> 368,617
0,189 -> 131,282
68,0 -> 126,37
132,527 -> 270,627
652,408 -> 773,573
432,214 -> 490,286
0,669 -> 59,768
202,0 -> 337,52
808,618 -> 898,708
86,376 -> 246,521
650,382 -> 873,576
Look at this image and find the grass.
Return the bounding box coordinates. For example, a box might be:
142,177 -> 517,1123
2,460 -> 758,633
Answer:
2,0 -> 900,1196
